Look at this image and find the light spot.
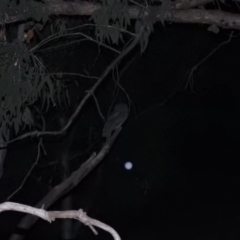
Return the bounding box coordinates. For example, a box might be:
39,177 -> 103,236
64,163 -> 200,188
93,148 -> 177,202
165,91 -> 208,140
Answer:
124,161 -> 133,170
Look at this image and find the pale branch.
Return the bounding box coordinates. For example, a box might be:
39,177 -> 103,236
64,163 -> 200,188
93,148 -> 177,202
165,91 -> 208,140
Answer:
1,1 -> 240,30
0,202 -> 121,240
9,127 -> 122,240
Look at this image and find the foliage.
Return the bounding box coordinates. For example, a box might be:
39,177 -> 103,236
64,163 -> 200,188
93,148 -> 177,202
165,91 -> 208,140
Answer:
0,39 -> 68,139
0,0 -> 153,139
0,0 -> 69,139
0,0 -> 48,26
91,0 -> 130,44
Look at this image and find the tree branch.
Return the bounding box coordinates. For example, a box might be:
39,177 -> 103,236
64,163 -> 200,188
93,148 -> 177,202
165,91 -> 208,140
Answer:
0,202 -> 121,240
165,9 -> 240,30
9,127 -> 122,240
1,1 -> 240,30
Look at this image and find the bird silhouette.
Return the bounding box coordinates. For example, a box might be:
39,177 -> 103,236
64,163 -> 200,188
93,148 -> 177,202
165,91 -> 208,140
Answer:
102,103 -> 129,139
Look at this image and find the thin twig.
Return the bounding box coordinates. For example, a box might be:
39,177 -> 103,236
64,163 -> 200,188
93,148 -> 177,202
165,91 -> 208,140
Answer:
7,117 -> 46,200
6,138 -> 43,200
44,72 -> 99,80
31,32 -> 120,54
185,31 -> 233,90
91,92 -> 105,120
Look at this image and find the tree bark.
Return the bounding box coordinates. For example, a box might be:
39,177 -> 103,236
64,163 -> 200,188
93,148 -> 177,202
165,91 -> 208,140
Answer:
1,0 -> 240,30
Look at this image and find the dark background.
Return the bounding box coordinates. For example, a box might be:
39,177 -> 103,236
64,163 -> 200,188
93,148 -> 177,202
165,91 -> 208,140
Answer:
1,21 -> 240,240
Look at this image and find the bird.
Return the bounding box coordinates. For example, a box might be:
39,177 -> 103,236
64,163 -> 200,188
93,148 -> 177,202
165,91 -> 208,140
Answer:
102,103 -> 129,139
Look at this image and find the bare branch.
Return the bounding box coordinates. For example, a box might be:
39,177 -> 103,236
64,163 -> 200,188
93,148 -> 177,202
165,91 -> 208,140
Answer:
0,202 -> 121,240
